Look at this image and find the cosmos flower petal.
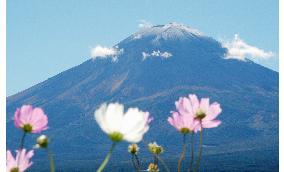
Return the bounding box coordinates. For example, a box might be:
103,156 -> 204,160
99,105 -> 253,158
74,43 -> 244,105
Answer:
18,149 -> 34,171
188,94 -> 199,114
182,97 -> 194,115
144,112 -> 153,124
172,111 -> 182,129
200,98 -> 210,113
168,116 -> 175,126
26,150 -> 34,159
95,103 -> 111,133
30,109 -> 48,133
6,150 -> 15,162
124,132 -> 143,143
121,108 -> 144,134
6,150 -> 16,171
19,105 -> 33,123
203,102 -> 222,122
194,122 -> 202,132
30,108 -> 45,123
14,109 -> 23,128
175,98 -> 186,115
175,97 -> 194,117
121,109 -> 151,143
183,113 -> 194,130
104,103 -> 124,132
168,110 -> 196,132
123,125 -> 145,142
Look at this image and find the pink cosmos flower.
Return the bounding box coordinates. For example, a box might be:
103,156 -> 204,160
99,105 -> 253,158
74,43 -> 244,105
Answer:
168,111 -> 199,134
169,94 -> 222,132
14,105 -> 48,133
6,149 -> 34,172
186,94 -> 222,130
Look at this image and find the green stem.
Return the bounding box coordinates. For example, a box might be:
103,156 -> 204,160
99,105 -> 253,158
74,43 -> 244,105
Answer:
17,132 -> 27,167
131,155 -> 137,171
188,132 -> 195,172
47,149 -> 55,172
155,155 -> 171,172
19,132 -> 27,150
97,142 -> 116,172
154,155 -> 158,165
194,128 -> 203,172
134,154 -> 141,171
178,134 -> 187,172
131,155 -> 139,172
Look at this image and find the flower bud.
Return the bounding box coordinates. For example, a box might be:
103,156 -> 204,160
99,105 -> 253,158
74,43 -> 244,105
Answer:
148,142 -> 164,155
128,144 -> 139,154
36,135 -> 49,148
147,163 -> 159,172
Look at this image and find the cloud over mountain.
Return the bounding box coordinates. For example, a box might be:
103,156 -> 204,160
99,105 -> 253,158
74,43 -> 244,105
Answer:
91,45 -> 123,61
222,34 -> 273,60
142,50 -> 172,60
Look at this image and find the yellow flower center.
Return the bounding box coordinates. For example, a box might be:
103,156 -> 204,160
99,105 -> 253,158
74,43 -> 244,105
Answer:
195,109 -> 206,120
10,167 -> 19,172
109,132 -> 123,142
180,128 -> 190,134
22,124 -> 33,133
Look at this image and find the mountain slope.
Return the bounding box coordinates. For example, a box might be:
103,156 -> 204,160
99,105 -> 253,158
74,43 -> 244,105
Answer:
7,23 -> 278,171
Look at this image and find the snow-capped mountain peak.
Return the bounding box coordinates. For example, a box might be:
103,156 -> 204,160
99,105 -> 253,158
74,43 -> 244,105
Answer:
132,22 -> 203,41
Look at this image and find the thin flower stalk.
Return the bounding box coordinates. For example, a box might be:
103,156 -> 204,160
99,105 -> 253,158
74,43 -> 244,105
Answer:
19,132 -> 27,150
194,128 -> 203,172
134,154 -> 141,171
97,142 -> 116,172
131,154 -> 140,172
154,154 -> 170,172
35,135 -> 56,172
188,132 -> 195,172
47,148 -> 55,172
177,134 -> 187,172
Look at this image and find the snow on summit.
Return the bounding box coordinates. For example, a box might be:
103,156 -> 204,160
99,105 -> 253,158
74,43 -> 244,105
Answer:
132,22 -> 203,41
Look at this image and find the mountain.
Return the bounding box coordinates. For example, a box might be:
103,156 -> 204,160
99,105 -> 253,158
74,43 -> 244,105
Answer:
7,23 -> 279,171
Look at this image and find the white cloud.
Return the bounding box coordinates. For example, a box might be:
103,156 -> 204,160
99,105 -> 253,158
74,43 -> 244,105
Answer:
142,52 -> 150,59
142,50 -> 172,60
90,45 -> 123,61
138,20 -> 153,29
222,34 -> 273,60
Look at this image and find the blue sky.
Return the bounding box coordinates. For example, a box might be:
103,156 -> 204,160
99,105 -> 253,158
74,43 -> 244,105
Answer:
7,0 -> 278,96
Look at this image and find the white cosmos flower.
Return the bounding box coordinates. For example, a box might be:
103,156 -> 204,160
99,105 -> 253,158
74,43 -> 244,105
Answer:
95,102 -> 153,143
